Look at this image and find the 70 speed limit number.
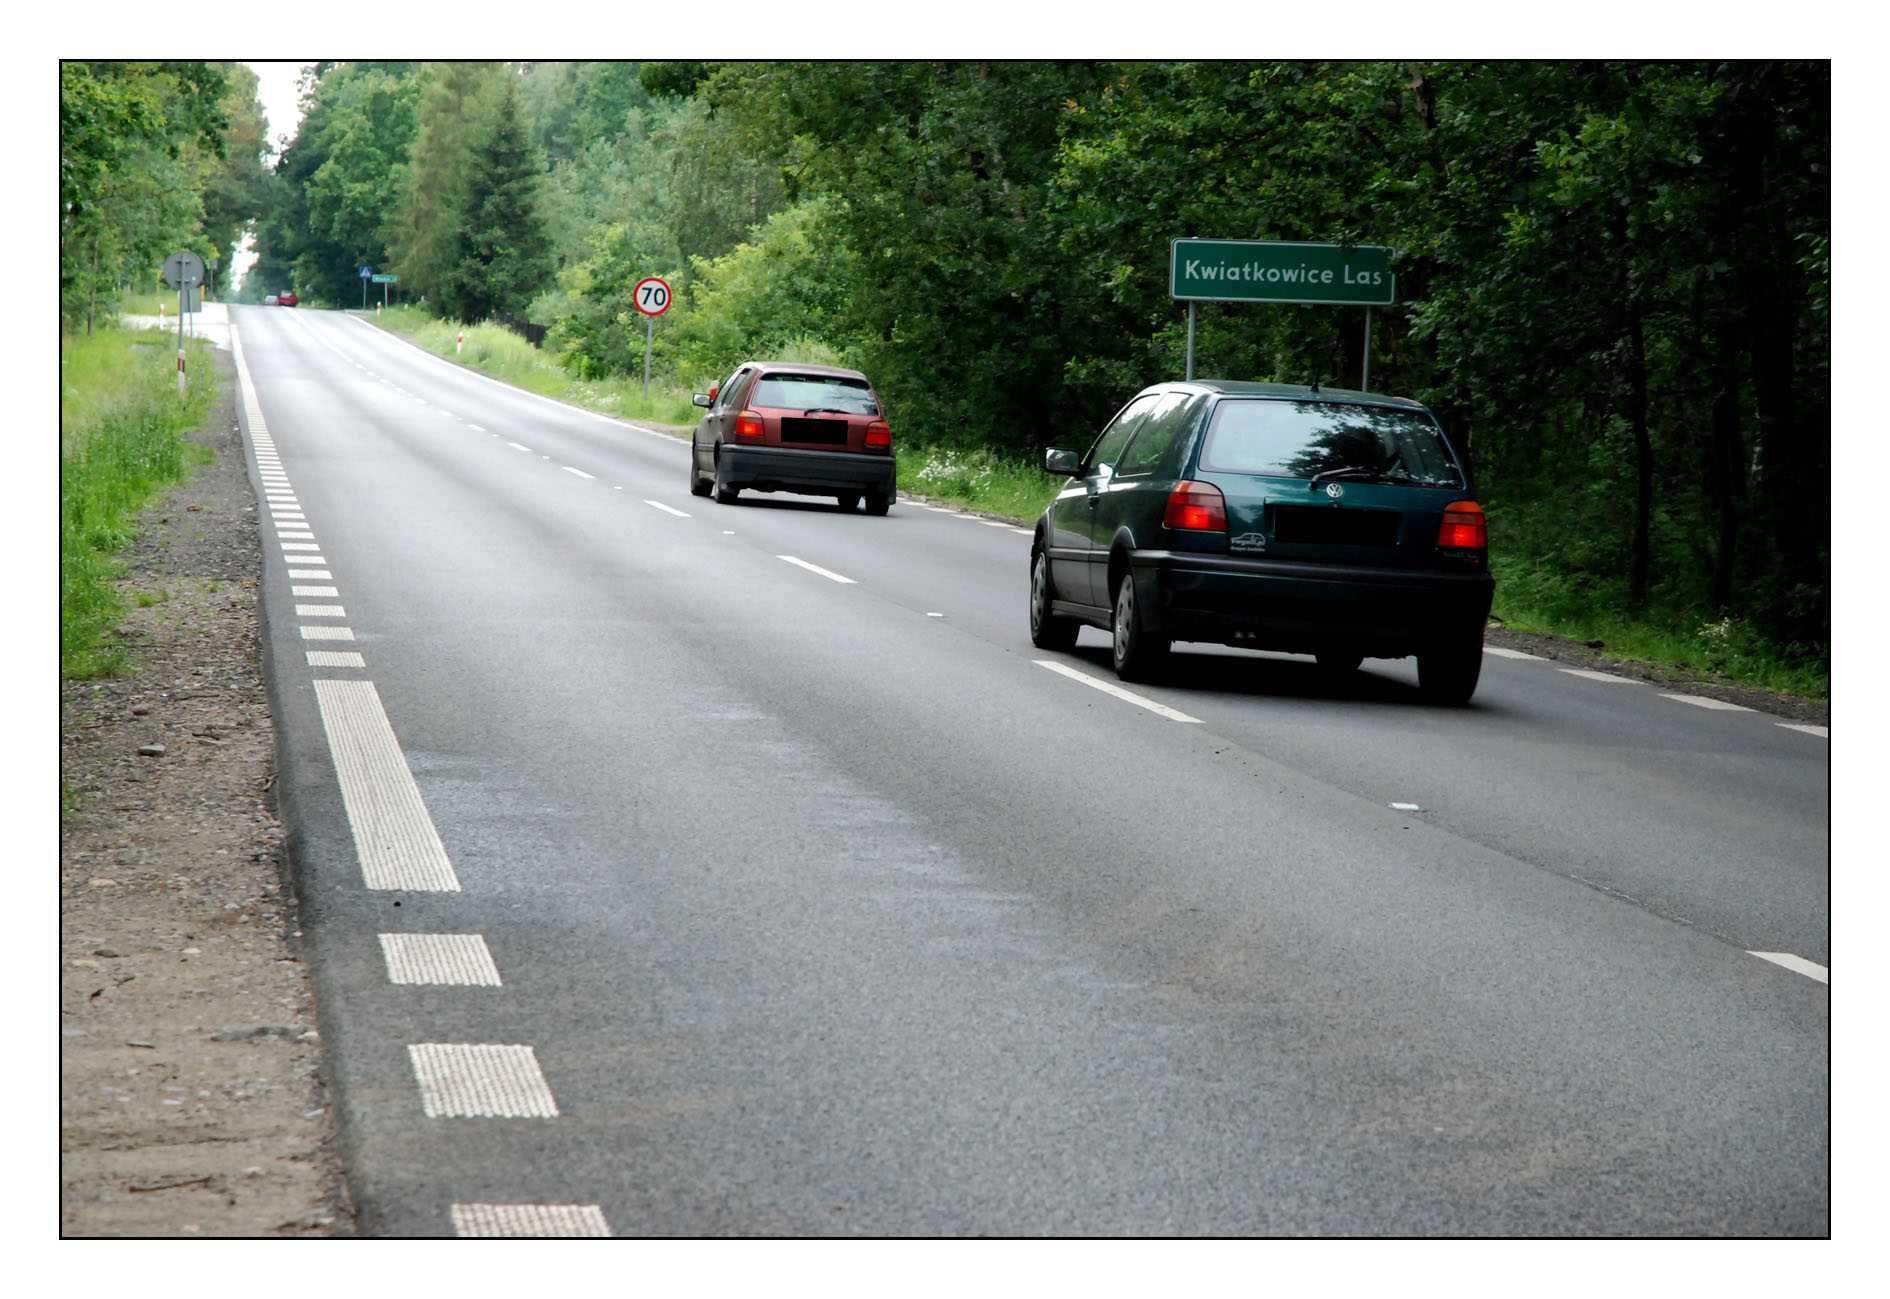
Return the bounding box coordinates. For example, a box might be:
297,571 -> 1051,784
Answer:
633,276 -> 672,317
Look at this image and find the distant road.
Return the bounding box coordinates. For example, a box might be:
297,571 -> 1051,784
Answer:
233,305 -> 1827,1236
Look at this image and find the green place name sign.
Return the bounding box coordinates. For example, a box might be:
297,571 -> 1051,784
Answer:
1170,239 -> 1395,306
371,273 -> 399,283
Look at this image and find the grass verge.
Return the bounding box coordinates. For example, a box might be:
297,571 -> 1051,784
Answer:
61,327 -> 219,678
372,306 -> 700,426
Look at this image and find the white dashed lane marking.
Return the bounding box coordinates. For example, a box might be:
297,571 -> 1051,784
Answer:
300,626 -> 355,641
312,679 -> 460,891
451,1204 -> 610,1238
295,604 -> 346,617
407,1044 -> 557,1118
467,424 -> 486,432
562,466 -> 595,480
306,651 -> 366,668
289,569 -> 332,580
777,555 -> 857,584
293,585 -> 339,597
1748,951 -> 1828,984
379,934 -> 502,986
1033,659 -> 1203,724
507,442 -> 532,453
644,499 -> 690,518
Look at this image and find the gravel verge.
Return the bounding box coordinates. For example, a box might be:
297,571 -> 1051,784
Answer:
59,343 -> 353,1237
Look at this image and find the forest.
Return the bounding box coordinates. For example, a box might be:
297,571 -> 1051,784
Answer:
67,61 -> 1833,692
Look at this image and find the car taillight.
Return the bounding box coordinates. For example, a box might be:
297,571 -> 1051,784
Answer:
864,419 -> 892,451
1436,501 -> 1487,551
734,410 -> 765,442
1163,481 -> 1227,532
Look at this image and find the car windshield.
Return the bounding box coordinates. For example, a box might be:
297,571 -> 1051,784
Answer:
750,374 -> 878,414
1200,400 -> 1463,486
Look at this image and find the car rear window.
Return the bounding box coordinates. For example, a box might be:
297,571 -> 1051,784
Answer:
1200,400 -> 1463,486
751,374 -> 878,415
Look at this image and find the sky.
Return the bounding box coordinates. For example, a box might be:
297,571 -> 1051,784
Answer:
231,62 -> 313,288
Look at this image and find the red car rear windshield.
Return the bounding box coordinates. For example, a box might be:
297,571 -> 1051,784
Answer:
751,374 -> 878,415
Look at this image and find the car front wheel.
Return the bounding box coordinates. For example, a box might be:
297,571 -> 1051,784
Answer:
1029,550 -> 1079,651
1112,571 -> 1169,682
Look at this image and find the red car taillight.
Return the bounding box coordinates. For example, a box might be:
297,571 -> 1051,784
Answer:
1163,481 -> 1227,532
864,419 -> 892,451
1436,501 -> 1487,552
734,410 -> 765,442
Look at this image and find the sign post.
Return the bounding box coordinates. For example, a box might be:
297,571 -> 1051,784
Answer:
1169,239 -> 1395,385
162,250 -> 205,395
632,276 -> 672,399
359,264 -> 372,310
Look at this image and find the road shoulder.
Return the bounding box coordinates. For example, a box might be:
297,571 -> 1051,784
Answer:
60,344 -> 352,1236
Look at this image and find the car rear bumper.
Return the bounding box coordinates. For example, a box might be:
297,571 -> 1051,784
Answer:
720,445 -> 895,495
1132,550 -> 1494,655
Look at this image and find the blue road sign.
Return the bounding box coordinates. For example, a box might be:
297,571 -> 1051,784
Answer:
359,265 -> 372,279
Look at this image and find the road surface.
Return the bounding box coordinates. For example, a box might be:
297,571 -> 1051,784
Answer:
230,305 -> 1828,1236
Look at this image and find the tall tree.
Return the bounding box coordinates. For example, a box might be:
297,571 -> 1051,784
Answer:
439,80 -> 552,323
387,62 -> 507,302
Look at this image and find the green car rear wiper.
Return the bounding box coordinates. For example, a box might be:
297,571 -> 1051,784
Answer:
1307,465 -> 1382,488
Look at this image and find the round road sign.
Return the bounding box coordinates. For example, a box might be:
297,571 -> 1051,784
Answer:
633,276 -> 672,317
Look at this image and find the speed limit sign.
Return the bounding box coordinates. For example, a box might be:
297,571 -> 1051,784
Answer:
633,276 -> 672,317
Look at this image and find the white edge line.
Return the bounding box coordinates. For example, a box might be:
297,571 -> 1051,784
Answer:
1748,951 -> 1828,984
349,315 -> 678,442
1776,722 -> 1829,738
777,555 -> 857,584
1033,659 -> 1202,724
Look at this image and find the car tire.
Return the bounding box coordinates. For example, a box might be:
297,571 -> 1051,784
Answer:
712,451 -> 739,504
689,452 -> 712,497
1315,649 -> 1364,675
864,489 -> 891,516
836,493 -> 860,512
1111,570 -> 1169,682
1417,631 -> 1484,705
1029,550 -> 1079,651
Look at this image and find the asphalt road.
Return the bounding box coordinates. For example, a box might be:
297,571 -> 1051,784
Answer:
235,305 -> 1829,1236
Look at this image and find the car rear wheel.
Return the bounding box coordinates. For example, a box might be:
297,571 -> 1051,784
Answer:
835,493 -> 860,512
1315,649 -> 1364,675
1111,572 -> 1169,682
712,451 -> 739,504
863,489 -> 891,516
1417,632 -> 1484,705
1029,551 -> 1079,651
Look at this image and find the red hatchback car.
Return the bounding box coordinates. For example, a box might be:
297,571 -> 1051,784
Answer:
276,292 -> 298,307
689,361 -> 895,514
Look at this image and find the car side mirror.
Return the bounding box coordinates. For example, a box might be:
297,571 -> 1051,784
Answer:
692,393 -> 712,408
1044,448 -> 1080,476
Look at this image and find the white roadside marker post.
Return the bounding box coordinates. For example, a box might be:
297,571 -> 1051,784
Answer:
457,329 -> 464,355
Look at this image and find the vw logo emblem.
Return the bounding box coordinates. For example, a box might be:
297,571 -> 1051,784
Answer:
1324,482 -> 1345,500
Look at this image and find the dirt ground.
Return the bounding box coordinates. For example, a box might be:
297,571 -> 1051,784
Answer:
59,344 -> 351,1237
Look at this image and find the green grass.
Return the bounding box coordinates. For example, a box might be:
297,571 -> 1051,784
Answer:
898,444 -> 1057,521
373,306 -> 700,426
61,327 -> 219,678
1489,550 -> 1827,699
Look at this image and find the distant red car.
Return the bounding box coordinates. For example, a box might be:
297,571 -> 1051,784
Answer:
276,292 -> 298,307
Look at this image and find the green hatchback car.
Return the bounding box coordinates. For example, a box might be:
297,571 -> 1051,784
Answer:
1029,381 -> 1495,703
